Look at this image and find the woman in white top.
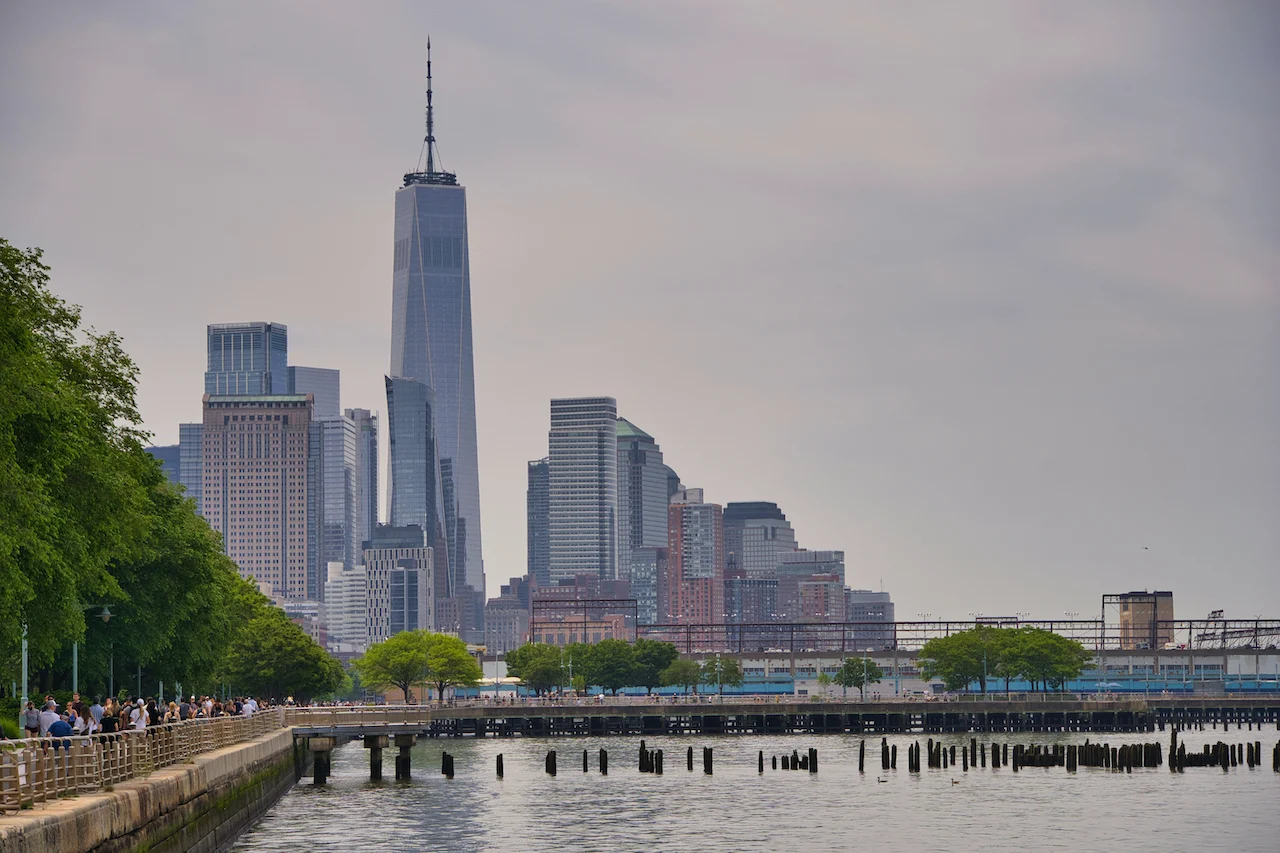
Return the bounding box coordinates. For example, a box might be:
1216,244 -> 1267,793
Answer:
131,700 -> 148,731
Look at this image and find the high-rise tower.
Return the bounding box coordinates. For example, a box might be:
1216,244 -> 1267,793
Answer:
388,41 -> 485,616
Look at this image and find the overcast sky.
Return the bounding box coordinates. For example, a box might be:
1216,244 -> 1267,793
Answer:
3,1 -> 1277,620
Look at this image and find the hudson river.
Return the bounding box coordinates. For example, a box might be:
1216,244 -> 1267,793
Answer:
233,730 -> 1279,852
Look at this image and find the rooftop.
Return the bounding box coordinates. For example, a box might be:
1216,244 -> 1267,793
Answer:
615,417 -> 653,442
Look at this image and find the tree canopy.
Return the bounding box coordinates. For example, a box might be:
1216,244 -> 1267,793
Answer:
700,656 -> 743,695
503,643 -> 564,695
919,626 -> 1091,692
834,657 -> 884,698
353,631 -> 482,703
221,606 -> 344,702
660,659 -> 703,694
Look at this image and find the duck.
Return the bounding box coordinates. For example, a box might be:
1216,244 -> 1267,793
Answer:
951,779 -> 960,785
876,777 -> 888,783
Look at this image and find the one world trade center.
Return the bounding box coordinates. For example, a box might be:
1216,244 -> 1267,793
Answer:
388,42 -> 484,636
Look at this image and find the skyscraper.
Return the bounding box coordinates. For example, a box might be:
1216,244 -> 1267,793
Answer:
385,375 -> 450,594
205,322 -> 288,395
145,445 -> 180,485
616,418 -> 669,582
345,408 -> 379,549
548,397 -> 618,583
307,414 -> 358,599
527,458 -> 550,588
178,423 -> 203,513
776,550 -> 845,622
289,366 -> 340,418
200,393 -> 312,599
666,488 -> 725,625
388,43 -> 484,604
363,524 -> 434,642
723,502 -> 797,579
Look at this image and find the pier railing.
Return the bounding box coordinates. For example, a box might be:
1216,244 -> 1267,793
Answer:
0,708 -> 286,812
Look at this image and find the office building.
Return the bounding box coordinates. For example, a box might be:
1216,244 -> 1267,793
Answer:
323,561 -> 369,654
146,445 -> 180,486
345,408 -> 379,549
307,414 -> 358,599
846,589 -> 896,650
776,550 -> 845,622
385,376 -> 451,593
548,397 -> 618,582
616,418 -> 669,582
628,546 -> 667,625
527,458 -> 551,588
484,576 -> 533,655
289,366 -> 340,418
204,322 -> 288,395
666,488 -> 724,625
200,394 -> 313,599
364,524 -> 434,642
389,44 -> 485,607
178,423 -> 204,513
723,502 -> 797,579
726,576 -> 778,625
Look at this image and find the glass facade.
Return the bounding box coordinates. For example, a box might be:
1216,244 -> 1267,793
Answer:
362,524 -> 433,642
389,182 -> 484,600
526,458 -> 550,588
307,415 -> 358,600
205,322 -> 288,395
345,408 -> 379,550
615,418 -> 669,583
548,397 -> 618,583
178,423 -> 204,513
289,366 -> 341,417
385,375 -> 451,595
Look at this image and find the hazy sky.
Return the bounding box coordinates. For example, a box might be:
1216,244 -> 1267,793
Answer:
3,1 -> 1277,620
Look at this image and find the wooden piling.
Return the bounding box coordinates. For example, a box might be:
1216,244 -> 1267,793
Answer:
859,740 -> 866,773
759,750 -> 765,773
810,747 -> 818,774
890,744 -> 896,770
688,746 -> 694,772
600,748 -> 608,775
497,753 -> 504,778
881,738 -> 890,771
703,746 -> 713,775
656,749 -> 664,775
546,750 -> 557,776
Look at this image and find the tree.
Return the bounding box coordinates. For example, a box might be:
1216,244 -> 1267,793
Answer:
632,639 -> 679,694
352,630 -> 430,703
422,633 -> 483,703
816,672 -> 833,698
1013,627 -> 1091,691
700,656 -> 743,696
579,638 -> 636,694
504,643 -> 564,696
222,607 -> 343,702
660,659 -> 702,695
834,656 -> 884,698
918,626 -> 1004,693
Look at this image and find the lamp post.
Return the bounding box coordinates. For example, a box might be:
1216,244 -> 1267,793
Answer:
72,605 -> 113,694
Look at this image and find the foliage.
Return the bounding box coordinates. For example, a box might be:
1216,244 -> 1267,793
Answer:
422,632 -> 482,702
221,606 -> 343,701
834,657 -> 884,698
352,631 -> 430,703
700,656 -> 743,694
632,639 -> 679,693
660,658 -> 703,694
576,638 -> 636,694
504,643 -> 564,695
918,626 -> 1091,692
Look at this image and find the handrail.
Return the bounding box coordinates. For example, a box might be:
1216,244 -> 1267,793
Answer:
0,708 -> 286,813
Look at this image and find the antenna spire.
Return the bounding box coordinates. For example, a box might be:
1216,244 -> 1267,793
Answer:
404,36 -> 458,187
425,37 -> 435,175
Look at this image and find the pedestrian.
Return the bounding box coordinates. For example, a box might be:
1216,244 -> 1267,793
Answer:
21,701 -> 41,738
100,699 -> 119,734
179,696 -> 191,721
39,700 -> 60,736
130,698 -> 148,732
146,698 -> 160,726
164,701 -> 180,723
89,696 -> 104,731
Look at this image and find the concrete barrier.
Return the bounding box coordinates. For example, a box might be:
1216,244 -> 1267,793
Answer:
0,728 -> 303,853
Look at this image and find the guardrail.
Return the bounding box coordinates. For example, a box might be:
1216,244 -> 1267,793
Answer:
0,708 -> 286,812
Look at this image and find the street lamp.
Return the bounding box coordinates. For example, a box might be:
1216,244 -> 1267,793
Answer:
73,605 -> 113,694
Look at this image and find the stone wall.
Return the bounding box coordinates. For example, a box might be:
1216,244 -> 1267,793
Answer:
0,728 -> 305,853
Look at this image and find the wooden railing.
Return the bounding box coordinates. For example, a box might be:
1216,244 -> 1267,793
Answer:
0,708 -> 286,812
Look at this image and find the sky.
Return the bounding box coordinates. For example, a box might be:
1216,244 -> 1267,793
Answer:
2,1 -> 1277,621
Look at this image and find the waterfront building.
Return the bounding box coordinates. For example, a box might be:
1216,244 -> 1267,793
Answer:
845,589 -> 896,650
723,501 -> 797,580
178,423 -> 204,513
548,397 -> 618,583
628,546 -> 667,625
200,394 -> 312,599
666,488 -> 725,625
527,458 -> 550,588
345,408 -> 379,549
776,550 -> 845,622
307,414 -> 358,599
389,44 -> 485,608
323,561 -> 369,654
364,524 -> 434,641
204,322 -> 288,396
616,418 -> 669,584
146,444 -> 180,485
289,366 -> 340,418
1115,590 -> 1176,650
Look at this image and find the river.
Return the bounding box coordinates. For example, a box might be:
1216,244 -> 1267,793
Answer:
232,729 -> 1279,852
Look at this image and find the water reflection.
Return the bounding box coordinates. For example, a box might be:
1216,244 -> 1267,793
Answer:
233,730 -> 1280,853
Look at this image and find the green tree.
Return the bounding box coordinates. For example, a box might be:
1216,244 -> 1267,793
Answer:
660,658 -> 703,695
221,607 -> 342,702
632,639 -> 679,694
422,633 -> 483,702
352,630 -> 430,703
1013,627 -> 1091,691
834,656 -> 884,698
579,638 -> 636,694
816,671 -> 833,698
700,656 -> 743,695
918,625 -> 1004,693
504,643 -> 564,696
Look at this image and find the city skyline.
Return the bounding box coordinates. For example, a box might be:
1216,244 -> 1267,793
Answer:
3,3 -> 1277,620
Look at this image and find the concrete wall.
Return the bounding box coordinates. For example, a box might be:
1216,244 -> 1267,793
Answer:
0,728 -> 304,853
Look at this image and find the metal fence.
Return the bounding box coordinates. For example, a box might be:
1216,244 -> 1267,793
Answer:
0,708 -> 286,812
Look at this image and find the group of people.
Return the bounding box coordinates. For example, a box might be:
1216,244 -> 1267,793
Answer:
9,693 -> 262,740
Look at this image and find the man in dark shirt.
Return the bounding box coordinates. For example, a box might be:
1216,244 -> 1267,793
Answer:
179,698 -> 191,721
48,714 -> 74,751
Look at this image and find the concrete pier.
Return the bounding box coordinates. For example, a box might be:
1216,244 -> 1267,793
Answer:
364,734 -> 389,781
394,734 -> 417,780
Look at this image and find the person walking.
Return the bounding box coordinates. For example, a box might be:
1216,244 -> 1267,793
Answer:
21,701 -> 41,738
129,699 -> 148,732
100,699 -> 119,734
39,700 -> 60,736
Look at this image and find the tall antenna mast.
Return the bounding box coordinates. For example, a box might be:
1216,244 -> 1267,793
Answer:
425,37 -> 435,175
405,36 -> 457,187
